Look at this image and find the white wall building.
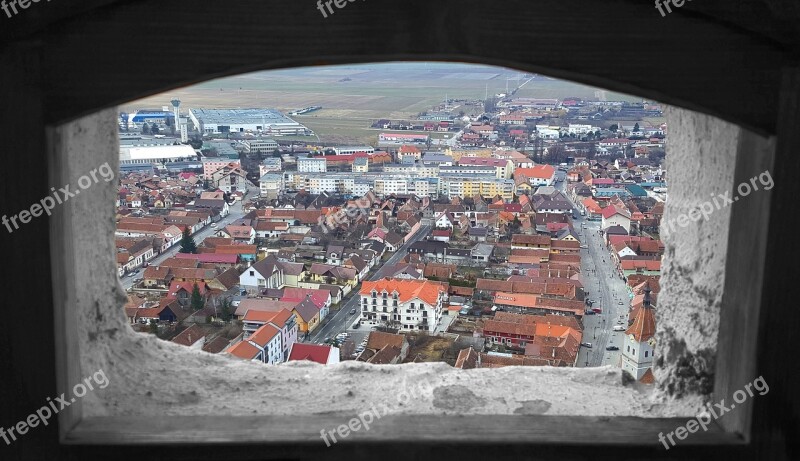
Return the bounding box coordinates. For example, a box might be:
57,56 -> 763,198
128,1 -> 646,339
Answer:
297,157 -> 327,173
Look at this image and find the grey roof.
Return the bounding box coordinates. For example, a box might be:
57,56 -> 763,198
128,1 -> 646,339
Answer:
606,225 -> 628,235
471,243 -> 494,257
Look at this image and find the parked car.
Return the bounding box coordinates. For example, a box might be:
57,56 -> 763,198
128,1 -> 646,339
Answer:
349,308 -> 356,315
581,342 -> 592,348
606,346 -> 619,351
584,310 -> 596,315
592,307 -> 602,313
618,301 -> 624,305
612,325 -> 625,331
211,223 -> 217,228
231,300 -> 241,307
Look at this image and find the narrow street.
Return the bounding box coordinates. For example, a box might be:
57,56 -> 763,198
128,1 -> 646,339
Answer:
306,224 -> 432,343
555,171 -> 630,368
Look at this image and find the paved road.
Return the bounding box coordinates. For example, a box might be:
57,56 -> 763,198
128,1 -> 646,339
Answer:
579,218 -> 631,367
306,224 -> 432,343
120,184 -> 255,290
555,172 -> 631,367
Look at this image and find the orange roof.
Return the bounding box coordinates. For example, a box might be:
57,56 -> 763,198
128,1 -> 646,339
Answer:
515,165 -> 555,179
249,323 -> 280,346
493,292 -> 538,308
243,309 -> 286,323
484,316 -> 537,336
620,260 -> 661,271
534,323 -> 572,338
626,305 -> 656,342
359,278 -> 445,306
639,368 -> 656,384
226,341 -> 261,360
214,244 -> 257,255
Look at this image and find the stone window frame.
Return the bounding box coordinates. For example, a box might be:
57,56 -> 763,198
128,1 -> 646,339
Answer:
4,3 -> 788,457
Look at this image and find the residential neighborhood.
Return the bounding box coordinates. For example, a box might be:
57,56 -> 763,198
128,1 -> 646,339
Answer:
116,71 -> 666,385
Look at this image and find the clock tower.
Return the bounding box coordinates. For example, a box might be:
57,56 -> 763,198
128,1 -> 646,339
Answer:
621,284 -> 656,380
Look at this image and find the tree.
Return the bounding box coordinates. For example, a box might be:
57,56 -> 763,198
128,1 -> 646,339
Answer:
148,320 -> 158,335
633,123 -> 640,132
151,124 -> 159,135
648,148 -> 666,164
547,144 -> 567,164
609,124 -> 618,132
179,227 -> 197,254
484,97 -> 497,113
219,297 -> 233,322
190,283 -> 204,311
587,143 -> 597,159
141,122 -> 150,135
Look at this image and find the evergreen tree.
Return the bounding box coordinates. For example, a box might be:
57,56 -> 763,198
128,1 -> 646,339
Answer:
190,283 -> 204,311
179,227 -> 197,254
219,297 -> 233,322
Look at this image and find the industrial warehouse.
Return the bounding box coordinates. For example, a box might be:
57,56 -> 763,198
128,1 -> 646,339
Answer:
188,108 -> 312,136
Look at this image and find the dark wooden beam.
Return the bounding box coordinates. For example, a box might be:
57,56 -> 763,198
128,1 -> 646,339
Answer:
0,43 -> 60,460
749,64 -> 800,461
38,0 -> 783,134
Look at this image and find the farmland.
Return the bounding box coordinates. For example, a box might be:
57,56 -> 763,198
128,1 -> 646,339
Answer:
125,62 -> 646,145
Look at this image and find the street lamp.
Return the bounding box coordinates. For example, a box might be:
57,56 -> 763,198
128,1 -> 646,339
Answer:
593,325 -> 598,339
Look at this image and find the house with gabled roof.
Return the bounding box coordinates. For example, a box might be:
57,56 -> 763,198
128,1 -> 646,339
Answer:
239,255 -> 286,294
171,324 -> 207,349
287,343 -> 340,365
355,331 -> 409,364
601,205 -> 632,232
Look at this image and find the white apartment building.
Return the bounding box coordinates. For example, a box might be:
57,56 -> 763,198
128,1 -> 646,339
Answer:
382,163 -> 439,178
359,279 -> 446,333
297,157 -> 327,173
566,124 -> 598,135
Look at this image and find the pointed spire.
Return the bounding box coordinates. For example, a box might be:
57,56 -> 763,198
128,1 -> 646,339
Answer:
643,282 -> 652,308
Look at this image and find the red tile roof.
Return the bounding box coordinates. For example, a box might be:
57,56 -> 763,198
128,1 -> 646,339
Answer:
287,343 -> 335,364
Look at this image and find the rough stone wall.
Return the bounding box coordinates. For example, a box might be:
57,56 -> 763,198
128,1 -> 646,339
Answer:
654,107 -> 738,400
57,108 -> 743,421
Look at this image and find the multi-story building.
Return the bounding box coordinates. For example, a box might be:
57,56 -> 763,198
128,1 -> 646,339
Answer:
241,308 -> 298,361
352,157 -> 369,173
382,163 -> 439,178
202,158 -> 241,178
226,322 -> 283,364
297,157 -> 327,173
457,157 -> 515,179
259,173 -> 284,199
359,278 -> 447,333
242,139 -> 279,154
259,157 -> 282,176
438,174 -> 515,200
